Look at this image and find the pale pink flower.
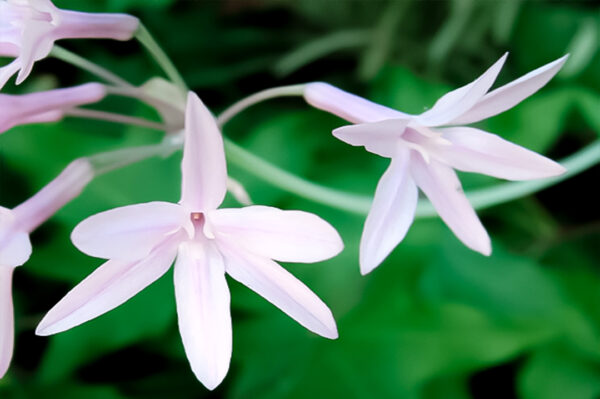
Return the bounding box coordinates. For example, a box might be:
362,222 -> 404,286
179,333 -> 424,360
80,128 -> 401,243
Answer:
0,0 -> 139,88
0,83 -> 106,134
36,92 -> 342,390
0,158 -> 93,378
304,54 -> 568,274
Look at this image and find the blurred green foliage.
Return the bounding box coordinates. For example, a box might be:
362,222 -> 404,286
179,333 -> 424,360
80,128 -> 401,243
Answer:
0,0 -> 598,398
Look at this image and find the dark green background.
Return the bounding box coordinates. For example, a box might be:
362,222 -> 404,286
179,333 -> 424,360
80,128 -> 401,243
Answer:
0,0 -> 599,398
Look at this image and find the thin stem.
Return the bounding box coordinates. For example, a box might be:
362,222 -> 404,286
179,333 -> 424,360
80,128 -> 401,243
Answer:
65,108 -> 170,131
88,135 -> 182,175
50,45 -> 133,87
224,139 -> 600,217
216,84 -> 307,126
135,23 -> 187,92
224,138 -> 372,214
274,30 -> 371,77
449,140 -> 600,217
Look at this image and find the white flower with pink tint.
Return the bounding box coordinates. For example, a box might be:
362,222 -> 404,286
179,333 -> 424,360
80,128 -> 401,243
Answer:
304,54 -> 568,274
0,0 -> 139,88
0,83 -> 106,134
0,158 -> 93,378
36,92 -> 342,390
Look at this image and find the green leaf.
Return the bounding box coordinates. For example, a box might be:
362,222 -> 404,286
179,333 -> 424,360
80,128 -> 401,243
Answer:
519,345 -> 600,399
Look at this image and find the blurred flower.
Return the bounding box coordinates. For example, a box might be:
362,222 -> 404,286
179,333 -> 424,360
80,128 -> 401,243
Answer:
0,83 -> 106,134
0,0 -> 139,88
0,158 -> 93,378
304,54 -> 568,274
36,92 -> 342,390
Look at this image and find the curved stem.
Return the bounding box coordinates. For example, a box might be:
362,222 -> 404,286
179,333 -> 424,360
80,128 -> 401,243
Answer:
50,45 -> 133,87
224,138 -> 600,217
65,108 -> 170,131
216,84 -> 307,125
274,30 -> 371,77
449,140 -> 600,217
135,23 -> 188,92
224,138 -> 372,214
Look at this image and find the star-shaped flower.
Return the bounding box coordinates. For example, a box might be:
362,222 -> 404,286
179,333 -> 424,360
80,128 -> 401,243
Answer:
0,83 -> 106,134
0,0 -> 139,88
36,92 -> 342,390
304,54 -> 568,274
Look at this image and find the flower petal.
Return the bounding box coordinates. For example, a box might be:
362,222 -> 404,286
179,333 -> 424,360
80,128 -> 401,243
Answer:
0,59 -> 21,90
1,83 -> 106,134
451,55 -> 569,125
55,9 -> 140,41
220,244 -> 337,339
208,206 -> 343,263
431,127 -> 566,180
410,155 -> 491,255
304,82 -> 408,123
332,118 -> 410,158
417,53 -> 508,126
180,92 -> 227,211
71,201 -> 188,261
0,208 -> 32,268
15,21 -> 55,85
36,232 -> 181,336
0,267 -> 14,378
174,240 -> 232,390
360,153 -> 418,275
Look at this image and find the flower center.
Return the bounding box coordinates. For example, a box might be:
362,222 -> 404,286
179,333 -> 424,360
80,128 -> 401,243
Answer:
400,125 -> 451,163
190,212 -> 215,240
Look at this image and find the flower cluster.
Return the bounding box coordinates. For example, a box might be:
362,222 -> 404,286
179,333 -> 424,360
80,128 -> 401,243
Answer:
0,0 -> 570,391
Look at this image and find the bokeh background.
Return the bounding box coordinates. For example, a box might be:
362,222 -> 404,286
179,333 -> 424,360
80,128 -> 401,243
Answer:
1,0 -> 599,398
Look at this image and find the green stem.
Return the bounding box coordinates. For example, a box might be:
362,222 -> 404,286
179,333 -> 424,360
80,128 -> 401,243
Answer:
135,23 -> 188,92
65,108 -> 170,131
274,30 -> 371,77
225,138 -> 600,217
50,45 -> 133,87
216,85 -> 306,125
88,135 -> 182,176
224,138 -> 372,213
448,140 -> 600,218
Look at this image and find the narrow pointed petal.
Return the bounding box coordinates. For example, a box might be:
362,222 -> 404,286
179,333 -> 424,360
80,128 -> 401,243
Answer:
410,155 -> 491,255
360,153 -> 418,275
451,55 -> 569,125
332,118 -> 410,158
417,53 -> 508,126
0,59 -> 21,90
0,208 -> 32,268
71,202 -> 188,261
431,127 -> 566,180
0,267 -> 14,379
180,92 -> 227,211
36,233 -> 181,336
208,206 -> 343,263
303,82 -> 409,123
220,244 -> 338,339
174,241 -> 232,390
